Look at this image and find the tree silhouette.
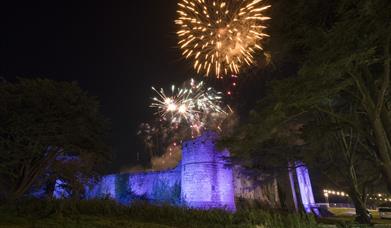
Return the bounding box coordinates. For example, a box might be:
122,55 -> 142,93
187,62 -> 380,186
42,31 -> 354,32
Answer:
0,78 -> 110,200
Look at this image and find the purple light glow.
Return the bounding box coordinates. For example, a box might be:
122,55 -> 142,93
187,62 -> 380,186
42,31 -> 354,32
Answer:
128,165 -> 181,199
53,179 -> 69,199
85,174 -> 116,199
53,133 -> 312,213
296,162 -> 318,215
80,131 -> 236,211
181,132 -> 236,211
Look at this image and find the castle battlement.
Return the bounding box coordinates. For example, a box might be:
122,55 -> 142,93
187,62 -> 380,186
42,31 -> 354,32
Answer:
182,131 -> 217,148
70,132 -> 282,212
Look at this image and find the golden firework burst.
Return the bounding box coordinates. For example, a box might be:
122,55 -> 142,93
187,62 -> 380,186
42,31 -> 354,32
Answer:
175,0 -> 271,77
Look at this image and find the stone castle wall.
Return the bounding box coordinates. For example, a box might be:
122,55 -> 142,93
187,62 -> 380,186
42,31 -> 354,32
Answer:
181,132 -> 236,211
81,132 -> 278,211
233,166 -> 280,208
85,165 -> 181,205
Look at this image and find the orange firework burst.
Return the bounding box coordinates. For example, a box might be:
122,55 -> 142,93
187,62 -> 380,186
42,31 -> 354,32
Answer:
175,0 -> 271,77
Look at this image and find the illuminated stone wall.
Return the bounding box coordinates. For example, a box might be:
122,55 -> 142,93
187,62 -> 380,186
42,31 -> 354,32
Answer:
295,162 -> 317,214
128,166 -> 181,199
78,132 -> 287,211
82,132 -> 236,210
85,166 -> 181,205
85,174 -> 116,199
181,131 -> 236,211
233,166 -> 280,208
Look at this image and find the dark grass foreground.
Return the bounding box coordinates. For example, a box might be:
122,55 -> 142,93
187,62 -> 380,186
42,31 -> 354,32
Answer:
0,199 -> 324,228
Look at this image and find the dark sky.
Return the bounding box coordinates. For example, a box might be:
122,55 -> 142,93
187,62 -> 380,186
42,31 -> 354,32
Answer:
0,1 -> 197,170
0,1 -> 270,171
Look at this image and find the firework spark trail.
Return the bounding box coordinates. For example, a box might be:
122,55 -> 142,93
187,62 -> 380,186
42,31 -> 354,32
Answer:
140,80 -> 236,160
175,0 -> 271,77
151,85 -> 194,123
150,79 -> 227,124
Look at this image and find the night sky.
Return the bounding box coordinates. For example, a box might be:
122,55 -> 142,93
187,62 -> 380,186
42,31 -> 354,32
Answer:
0,1 -> 268,171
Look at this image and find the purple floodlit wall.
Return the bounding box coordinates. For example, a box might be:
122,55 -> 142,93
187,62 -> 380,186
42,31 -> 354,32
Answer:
295,162 -> 317,213
127,166 -> 181,199
57,132 -> 293,211
181,132 -> 236,211
85,174 -> 116,199
53,179 -> 70,199
83,132 -> 235,211
85,166 -> 181,204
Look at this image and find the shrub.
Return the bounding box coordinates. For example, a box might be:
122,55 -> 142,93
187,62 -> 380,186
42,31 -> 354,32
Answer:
0,199 -> 324,227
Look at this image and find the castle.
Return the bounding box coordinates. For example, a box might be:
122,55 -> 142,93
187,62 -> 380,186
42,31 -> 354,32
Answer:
59,132 -> 315,212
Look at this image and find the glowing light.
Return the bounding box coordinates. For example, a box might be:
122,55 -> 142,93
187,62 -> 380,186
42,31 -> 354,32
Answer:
320,189 -> 391,200
176,0 -> 271,77
150,79 -> 230,131
296,163 -> 317,214
85,132 -> 236,211
181,132 -> 236,211
322,189 -> 349,197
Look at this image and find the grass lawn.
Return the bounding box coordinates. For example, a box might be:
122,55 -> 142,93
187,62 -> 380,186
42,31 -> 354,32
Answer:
0,214 -> 171,228
319,207 -> 391,226
0,213 -> 314,228
2,199 -> 391,227
0,199 -> 323,228
329,208 -> 379,218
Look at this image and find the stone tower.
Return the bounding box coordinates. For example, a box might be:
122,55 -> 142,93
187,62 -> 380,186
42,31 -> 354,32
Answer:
180,131 -> 236,211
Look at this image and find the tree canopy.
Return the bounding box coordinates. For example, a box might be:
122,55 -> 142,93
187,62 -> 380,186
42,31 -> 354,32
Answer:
221,0 -> 391,223
0,78 -> 110,199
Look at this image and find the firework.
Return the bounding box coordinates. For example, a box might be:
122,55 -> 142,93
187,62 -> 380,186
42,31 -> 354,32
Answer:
139,80 -> 236,164
150,79 -> 227,126
175,0 -> 271,77
150,85 -> 193,124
